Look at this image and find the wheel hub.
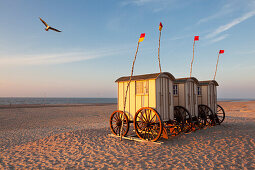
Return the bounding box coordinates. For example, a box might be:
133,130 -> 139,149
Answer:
116,121 -> 122,126
146,122 -> 151,127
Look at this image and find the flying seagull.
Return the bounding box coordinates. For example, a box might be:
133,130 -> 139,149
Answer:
39,17 -> 61,32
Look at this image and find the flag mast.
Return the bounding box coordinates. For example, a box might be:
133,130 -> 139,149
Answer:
190,36 -> 199,77
120,33 -> 145,140
158,22 -> 163,73
213,50 -> 224,80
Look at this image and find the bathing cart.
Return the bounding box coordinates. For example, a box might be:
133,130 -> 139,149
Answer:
110,72 -> 187,142
173,77 -> 207,130
198,80 -> 225,125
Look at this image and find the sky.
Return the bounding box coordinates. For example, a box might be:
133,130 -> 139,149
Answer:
0,0 -> 255,98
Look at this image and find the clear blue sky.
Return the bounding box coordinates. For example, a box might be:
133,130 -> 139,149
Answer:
0,0 -> 255,98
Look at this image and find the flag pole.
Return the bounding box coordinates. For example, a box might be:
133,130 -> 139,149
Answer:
213,53 -> 220,80
190,40 -> 195,77
120,41 -> 140,140
158,30 -> 162,73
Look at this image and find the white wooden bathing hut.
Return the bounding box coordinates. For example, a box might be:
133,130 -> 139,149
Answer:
197,80 -> 219,113
115,72 -> 176,121
173,77 -> 199,118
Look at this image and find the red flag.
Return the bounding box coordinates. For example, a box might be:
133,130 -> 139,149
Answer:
219,50 -> 224,54
194,36 -> 199,41
138,33 -> 145,42
159,22 -> 163,31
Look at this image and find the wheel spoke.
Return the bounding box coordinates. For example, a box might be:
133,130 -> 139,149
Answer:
137,115 -> 145,121
148,109 -> 151,121
144,110 -> 149,121
150,114 -> 156,122
140,112 -> 146,121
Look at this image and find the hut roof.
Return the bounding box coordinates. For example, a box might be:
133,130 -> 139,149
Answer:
174,77 -> 199,84
115,72 -> 175,82
199,80 -> 219,86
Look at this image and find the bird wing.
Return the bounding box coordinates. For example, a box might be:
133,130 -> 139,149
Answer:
49,27 -> 61,32
39,17 -> 48,27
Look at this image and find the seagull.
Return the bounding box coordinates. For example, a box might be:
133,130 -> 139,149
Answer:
39,17 -> 61,32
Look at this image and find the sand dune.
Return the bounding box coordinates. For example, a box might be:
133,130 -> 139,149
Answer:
0,102 -> 254,169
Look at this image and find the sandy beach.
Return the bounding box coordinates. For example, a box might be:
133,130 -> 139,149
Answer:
0,101 -> 254,169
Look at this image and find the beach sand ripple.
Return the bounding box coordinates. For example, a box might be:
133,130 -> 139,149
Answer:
0,102 -> 254,169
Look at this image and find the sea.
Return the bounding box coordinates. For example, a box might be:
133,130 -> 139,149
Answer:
0,98 -> 117,105
217,98 -> 255,102
0,97 -> 254,105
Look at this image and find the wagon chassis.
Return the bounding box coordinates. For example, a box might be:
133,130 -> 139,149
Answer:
110,104 -> 225,142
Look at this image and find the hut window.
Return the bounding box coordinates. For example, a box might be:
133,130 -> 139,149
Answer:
197,86 -> 202,96
173,84 -> 178,96
136,81 -> 148,95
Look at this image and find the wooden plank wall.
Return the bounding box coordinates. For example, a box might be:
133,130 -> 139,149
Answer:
117,78 -> 177,122
156,77 -> 174,121
201,86 -> 208,105
118,80 -> 157,121
178,84 -> 185,107
169,80 -> 174,120
148,80 -> 156,109
193,83 -> 198,117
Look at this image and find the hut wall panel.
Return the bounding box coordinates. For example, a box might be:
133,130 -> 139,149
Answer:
198,96 -> 202,105
156,79 -> 161,115
185,82 -> 189,111
209,84 -> 217,113
136,94 -> 142,113
118,83 -> 119,110
169,80 -> 174,120
178,84 -> 185,107
210,84 -> 213,112
201,86 -> 208,105
156,78 -> 171,121
214,86 -> 217,113
143,95 -> 149,108
173,96 -> 178,106
130,81 -> 136,120
165,78 -> 170,120
189,82 -> 195,116
185,82 -> 193,116
194,83 -> 198,116
123,82 -> 130,118
207,85 -> 211,108
118,82 -> 124,112
162,78 -> 167,120
149,80 -> 156,109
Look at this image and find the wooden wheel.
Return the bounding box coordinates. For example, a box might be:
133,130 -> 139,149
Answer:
198,105 -> 215,126
134,107 -> 163,142
110,110 -> 129,136
174,106 -> 192,133
216,104 -> 225,124
191,116 -> 204,130
197,110 -> 207,128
